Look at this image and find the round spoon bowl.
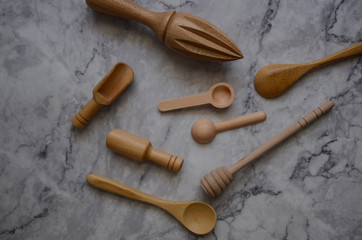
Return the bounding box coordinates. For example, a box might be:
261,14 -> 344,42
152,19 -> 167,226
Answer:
182,202 -> 217,235
209,83 -> 234,108
191,119 -> 217,144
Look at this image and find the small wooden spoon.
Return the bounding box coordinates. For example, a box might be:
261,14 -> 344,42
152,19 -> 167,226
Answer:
191,111 -> 267,144
254,42 -> 362,98
87,174 -> 217,235
158,83 -> 234,112
72,63 -> 134,129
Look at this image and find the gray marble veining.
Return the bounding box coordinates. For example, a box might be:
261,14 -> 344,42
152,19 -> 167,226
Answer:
1,0 -> 362,239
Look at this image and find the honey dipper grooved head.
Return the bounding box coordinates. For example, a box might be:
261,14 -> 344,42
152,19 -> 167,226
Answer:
201,166 -> 233,197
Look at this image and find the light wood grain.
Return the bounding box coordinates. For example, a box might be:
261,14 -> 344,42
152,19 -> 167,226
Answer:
201,100 -> 334,197
86,0 -> 243,62
87,174 -> 217,235
106,129 -> 183,172
254,42 -> 362,98
191,111 -> 267,144
72,63 -> 133,129
158,83 -> 234,112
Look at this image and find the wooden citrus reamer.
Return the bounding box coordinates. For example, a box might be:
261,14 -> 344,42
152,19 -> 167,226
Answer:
201,100 -> 334,197
254,42 -> 362,98
72,63 -> 134,129
86,0 -> 243,62
106,129 -> 184,172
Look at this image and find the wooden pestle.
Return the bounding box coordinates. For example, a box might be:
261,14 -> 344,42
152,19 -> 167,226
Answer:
106,129 -> 183,172
191,111 -> 267,144
72,63 -> 134,129
86,0 -> 243,62
201,100 -> 334,197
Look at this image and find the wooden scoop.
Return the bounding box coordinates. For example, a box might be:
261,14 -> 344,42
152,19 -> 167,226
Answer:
87,174 -> 217,235
254,42 -> 362,98
201,100 -> 334,197
86,0 -> 243,62
191,111 -> 267,144
72,63 -> 134,129
158,83 -> 235,112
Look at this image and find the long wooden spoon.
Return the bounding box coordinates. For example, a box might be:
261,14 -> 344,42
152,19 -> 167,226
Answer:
254,42 -> 362,98
86,0 -> 242,62
158,83 -> 234,112
87,174 -> 217,235
72,62 -> 134,129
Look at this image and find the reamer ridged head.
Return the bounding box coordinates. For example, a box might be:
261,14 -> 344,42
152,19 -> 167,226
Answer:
200,166 -> 233,197
164,12 -> 243,62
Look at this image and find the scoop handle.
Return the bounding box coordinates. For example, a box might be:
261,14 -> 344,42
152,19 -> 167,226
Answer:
71,98 -> 102,129
86,0 -> 174,41
87,174 -> 164,206
228,100 -> 334,174
214,111 -> 267,132
158,93 -> 211,112
311,42 -> 362,66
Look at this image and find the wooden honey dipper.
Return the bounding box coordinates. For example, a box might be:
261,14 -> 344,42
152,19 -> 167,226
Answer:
191,111 -> 267,144
106,129 -> 184,172
201,100 -> 334,197
86,0 -> 243,62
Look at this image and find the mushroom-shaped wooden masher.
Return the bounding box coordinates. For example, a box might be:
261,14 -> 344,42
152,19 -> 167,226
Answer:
191,111 -> 267,144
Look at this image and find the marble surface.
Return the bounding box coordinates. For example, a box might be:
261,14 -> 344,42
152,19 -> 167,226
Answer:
1,0 -> 362,239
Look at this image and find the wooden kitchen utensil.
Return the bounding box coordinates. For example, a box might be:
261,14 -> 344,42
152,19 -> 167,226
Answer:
86,0 -> 243,62
191,111 -> 267,144
106,129 -> 183,172
87,174 -> 217,235
158,83 -> 235,112
72,63 -> 134,129
254,42 -> 362,98
201,100 -> 334,197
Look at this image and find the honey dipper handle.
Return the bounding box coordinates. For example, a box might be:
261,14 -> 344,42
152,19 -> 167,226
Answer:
215,111 -> 267,132
228,100 -> 334,174
311,42 -> 362,66
87,174 -> 165,206
86,0 -> 175,41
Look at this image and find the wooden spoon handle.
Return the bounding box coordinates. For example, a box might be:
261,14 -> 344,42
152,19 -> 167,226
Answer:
87,174 -> 163,206
72,98 -> 102,129
158,93 -> 211,112
228,100 -> 334,174
214,111 -> 267,132
311,42 -> 362,66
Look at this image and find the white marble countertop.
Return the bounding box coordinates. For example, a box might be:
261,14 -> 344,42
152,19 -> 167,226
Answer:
1,0 -> 362,239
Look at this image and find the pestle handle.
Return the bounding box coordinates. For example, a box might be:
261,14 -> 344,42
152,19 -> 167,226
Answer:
86,0 -> 175,41
228,100 -> 334,174
72,97 -> 102,129
215,111 -> 267,132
